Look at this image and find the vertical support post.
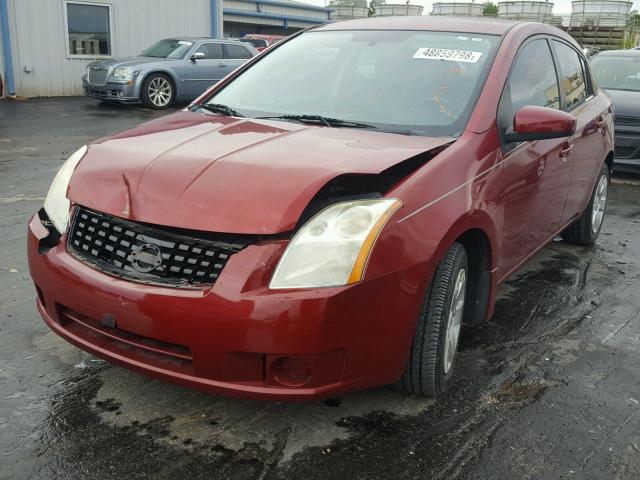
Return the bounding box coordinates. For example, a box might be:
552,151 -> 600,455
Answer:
0,0 -> 16,96
210,0 -> 223,39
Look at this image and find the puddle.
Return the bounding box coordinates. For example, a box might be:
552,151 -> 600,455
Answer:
90,367 -> 434,462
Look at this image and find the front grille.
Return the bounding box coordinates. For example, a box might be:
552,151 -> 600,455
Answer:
615,115 -> 640,127
88,67 -> 108,85
615,145 -> 638,159
67,207 -> 250,289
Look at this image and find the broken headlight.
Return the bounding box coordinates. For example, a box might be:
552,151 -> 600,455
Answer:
269,198 -> 402,289
43,145 -> 87,234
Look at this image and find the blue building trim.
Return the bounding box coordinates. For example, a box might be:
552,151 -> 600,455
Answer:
211,0 -> 220,38
0,0 -> 16,95
224,8 -> 331,24
234,0 -> 333,13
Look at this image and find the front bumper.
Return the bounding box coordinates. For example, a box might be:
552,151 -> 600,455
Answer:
83,79 -> 140,103
614,126 -> 640,173
28,214 -> 428,401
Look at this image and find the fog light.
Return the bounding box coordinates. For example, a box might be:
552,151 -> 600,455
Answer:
271,356 -> 311,387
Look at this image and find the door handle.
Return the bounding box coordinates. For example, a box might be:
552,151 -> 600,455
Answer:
217,63 -> 226,67
559,142 -> 574,157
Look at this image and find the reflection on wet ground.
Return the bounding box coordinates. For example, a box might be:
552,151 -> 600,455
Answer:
2,98 -> 640,479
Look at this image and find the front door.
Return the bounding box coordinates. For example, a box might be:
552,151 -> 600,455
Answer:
184,42 -> 227,97
497,38 -> 573,278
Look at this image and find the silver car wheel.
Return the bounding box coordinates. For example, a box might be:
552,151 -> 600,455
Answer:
148,77 -> 172,107
591,174 -> 608,234
443,267 -> 466,375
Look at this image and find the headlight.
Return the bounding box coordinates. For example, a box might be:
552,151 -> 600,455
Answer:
43,146 -> 88,234
270,198 -> 402,289
112,67 -> 132,80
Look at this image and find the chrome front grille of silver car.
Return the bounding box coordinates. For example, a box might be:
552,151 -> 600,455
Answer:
88,67 -> 109,85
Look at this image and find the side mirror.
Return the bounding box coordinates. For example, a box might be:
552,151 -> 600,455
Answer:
190,52 -> 205,62
504,106 -> 576,143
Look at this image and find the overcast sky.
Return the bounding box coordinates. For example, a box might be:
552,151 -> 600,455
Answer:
307,0 -> 640,16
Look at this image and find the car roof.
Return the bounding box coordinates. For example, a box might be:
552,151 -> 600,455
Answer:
168,36 -> 252,45
595,49 -> 640,57
171,36 -> 211,42
316,15 -> 524,36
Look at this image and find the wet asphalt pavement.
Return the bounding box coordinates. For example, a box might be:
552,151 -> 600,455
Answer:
1,97 -> 640,480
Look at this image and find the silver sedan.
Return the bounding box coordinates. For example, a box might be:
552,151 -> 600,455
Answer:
82,37 -> 258,109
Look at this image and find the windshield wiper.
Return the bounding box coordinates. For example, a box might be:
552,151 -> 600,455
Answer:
191,103 -> 244,117
254,114 -> 376,129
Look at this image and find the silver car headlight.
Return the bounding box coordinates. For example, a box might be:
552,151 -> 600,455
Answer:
269,198 -> 402,289
43,146 -> 87,234
112,67 -> 132,80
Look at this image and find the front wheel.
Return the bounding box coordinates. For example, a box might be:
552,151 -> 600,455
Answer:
397,243 -> 468,397
561,163 -> 610,246
141,73 -> 175,109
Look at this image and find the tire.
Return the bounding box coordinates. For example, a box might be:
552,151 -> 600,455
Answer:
397,243 -> 468,397
141,73 -> 175,109
561,163 -> 610,246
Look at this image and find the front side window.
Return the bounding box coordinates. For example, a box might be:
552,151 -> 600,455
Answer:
206,30 -> 500,137
553,41 -> 588,110
590,54 -> 640,92
66,2 -> 111,56
504,39 -> 560,114
140,39 -> 194,59
195,43 -> 223,60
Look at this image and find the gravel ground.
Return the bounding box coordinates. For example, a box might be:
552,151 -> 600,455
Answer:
1,97 -> 639,480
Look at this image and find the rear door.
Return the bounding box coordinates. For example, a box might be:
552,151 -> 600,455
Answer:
222,43 -> 254,76
497,38 -> 573,276
550,40 -> 609,225
184,42 -> 226,96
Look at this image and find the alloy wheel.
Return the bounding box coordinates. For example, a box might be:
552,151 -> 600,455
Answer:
443,268 -> 466,375
591,174 -> 608,234
148,77 -> 172,107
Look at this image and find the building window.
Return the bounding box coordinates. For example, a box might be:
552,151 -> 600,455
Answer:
65,2 -> 112,57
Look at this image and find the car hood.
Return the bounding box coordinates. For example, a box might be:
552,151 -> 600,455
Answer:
87,56 -> 177,69
68,111 -> 454,234
603,89 -> 640,118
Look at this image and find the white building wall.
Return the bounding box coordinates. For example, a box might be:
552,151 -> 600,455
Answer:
7,0 -> 211,97
0,27 -> 5,97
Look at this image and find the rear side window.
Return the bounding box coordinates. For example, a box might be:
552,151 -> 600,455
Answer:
505,39 -> 560,113
195,42 -> 223,59
224,44 -> 253,59
553,41 -> 588,110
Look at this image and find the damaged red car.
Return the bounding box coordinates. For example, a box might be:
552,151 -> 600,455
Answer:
28,17 -> 613,401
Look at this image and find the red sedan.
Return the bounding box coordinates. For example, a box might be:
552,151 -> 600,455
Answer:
239,34 -> 286,52
28,17 -> 613,401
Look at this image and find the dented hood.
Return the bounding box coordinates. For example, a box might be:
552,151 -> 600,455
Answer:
68,111 -> 453,234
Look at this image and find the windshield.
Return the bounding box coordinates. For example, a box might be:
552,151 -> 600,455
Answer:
139,39 -> 194,59
240,38 -> 268,49
591,55 -> 640,92
205,30 -> 500,136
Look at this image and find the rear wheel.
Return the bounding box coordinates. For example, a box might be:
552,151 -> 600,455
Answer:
141,73 -> 175,109
561,163 -> 609,246
397,243 -> 468,397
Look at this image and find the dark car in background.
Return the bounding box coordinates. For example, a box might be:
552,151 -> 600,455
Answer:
590,49 -> 640,173
82,37 -> 258,109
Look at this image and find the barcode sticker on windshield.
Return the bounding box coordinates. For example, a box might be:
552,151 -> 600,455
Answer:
413,48 -> 482,63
